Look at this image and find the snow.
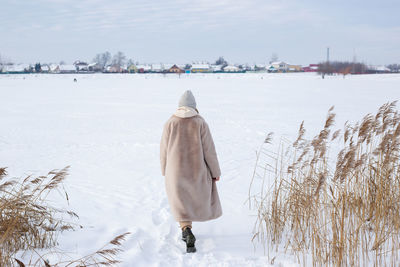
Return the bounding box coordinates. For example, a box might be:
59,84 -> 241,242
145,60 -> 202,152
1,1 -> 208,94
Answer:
0,73 -> 399,266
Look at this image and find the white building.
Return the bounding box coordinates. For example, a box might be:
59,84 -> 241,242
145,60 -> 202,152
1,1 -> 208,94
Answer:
88,63 -> 103,72
1,64 -> 31,73
59,65 -> 76,73
41,64 -> 50,73
210,65 -> 223,72
223,65 -> 240,72
49,64 -> 60,73
74,61 -> 89,72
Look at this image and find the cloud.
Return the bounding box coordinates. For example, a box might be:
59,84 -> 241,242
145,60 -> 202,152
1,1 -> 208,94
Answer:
1,0 -> 398,64
3,0 -> 399,35
1,0 -> 329,34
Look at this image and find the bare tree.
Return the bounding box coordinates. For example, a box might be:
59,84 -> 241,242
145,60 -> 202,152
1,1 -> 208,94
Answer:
215,56 -> 228,67
93,51 -> 111,69
0,53 -> 12,65
112,51 -> 126,67
126,58 -> 135,67
318,60 -> 368,76
270,53 -> 278,63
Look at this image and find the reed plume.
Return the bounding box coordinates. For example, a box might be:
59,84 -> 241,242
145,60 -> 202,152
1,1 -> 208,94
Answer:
249,101 -> 400,266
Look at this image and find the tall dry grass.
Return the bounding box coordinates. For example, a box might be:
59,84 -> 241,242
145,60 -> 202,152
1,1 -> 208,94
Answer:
249,102 -> 400,266
0,166 -> 129,266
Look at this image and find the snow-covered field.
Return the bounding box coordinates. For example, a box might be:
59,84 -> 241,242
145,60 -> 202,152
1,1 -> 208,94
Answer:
0,73 -> 399,266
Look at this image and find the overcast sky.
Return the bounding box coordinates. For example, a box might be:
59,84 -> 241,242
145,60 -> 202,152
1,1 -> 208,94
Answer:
1,0 -> 399,65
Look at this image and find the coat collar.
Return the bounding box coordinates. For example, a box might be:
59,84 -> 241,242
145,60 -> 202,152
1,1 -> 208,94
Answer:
174,106 -> 198,118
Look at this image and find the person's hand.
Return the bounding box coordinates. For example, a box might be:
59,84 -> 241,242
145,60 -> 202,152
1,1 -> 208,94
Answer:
213,177 -> 220,181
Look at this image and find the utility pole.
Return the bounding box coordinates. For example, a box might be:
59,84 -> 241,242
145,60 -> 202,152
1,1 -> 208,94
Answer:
327,47 -> 330,63
352,48 -> 356,74
322,47 -> 330,79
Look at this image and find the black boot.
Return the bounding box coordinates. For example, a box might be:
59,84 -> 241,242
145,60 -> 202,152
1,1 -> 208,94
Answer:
181,227 -> 196,253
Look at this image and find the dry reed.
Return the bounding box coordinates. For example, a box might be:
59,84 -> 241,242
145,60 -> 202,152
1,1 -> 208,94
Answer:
0,167 -> 129,266
249,101 -> 400,266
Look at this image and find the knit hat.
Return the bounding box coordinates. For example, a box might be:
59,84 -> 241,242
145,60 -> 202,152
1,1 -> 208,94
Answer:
178,90 -> 197,109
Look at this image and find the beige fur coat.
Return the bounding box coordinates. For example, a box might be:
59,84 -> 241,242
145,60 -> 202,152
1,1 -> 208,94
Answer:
160,107 -> 222,222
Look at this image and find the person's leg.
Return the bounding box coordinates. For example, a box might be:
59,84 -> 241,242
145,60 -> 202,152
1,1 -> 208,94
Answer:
179,221 -> 192,229
179,221 -> 196,253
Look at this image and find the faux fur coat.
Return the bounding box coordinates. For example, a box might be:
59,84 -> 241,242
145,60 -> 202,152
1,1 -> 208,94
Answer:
160,107 -> 222,222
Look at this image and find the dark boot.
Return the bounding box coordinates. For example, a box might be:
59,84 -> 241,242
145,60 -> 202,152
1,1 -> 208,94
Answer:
181,227 -> 196,253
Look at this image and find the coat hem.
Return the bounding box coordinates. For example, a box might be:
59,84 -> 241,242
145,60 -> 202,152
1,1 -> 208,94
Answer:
174,212 -> 222,222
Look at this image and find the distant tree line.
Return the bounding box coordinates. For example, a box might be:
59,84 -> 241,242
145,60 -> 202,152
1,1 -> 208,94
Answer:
215,56 -> 228,67
318,61 -> 368,75
93,51 -> 134,69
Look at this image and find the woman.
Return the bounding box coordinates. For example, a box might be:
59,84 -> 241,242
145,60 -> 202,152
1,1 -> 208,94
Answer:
160,90 -> 222,253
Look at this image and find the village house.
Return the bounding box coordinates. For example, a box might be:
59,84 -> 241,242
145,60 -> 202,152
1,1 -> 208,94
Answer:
106,64 -> 123,73
267,65 -> 278,72
1,64 -> 31,73
88,63 -> 103,72
288,64 -> 302,72
302,64 -> 319,72
121,65 -> 129,73
49,64 -> 60,73
191,64 -> 211,73
270,61 -> 289,72
269,62 -> 303,72
163,64 -> 175,72
41,64 -> 50,73
59,64 -> 76,73
368,65 -> 391,73
223,65 -> 241,73
254,64 -> 267,72
210,65 -> 223,73
74,61 -> 89,72
127,64 -> 137,73
168,64 -> 184,73
136,65 -> 151,73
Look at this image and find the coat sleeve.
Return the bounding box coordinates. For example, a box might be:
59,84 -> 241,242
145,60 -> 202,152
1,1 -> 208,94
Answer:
160,122 -> 170,176
201,121 -> 221,178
